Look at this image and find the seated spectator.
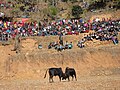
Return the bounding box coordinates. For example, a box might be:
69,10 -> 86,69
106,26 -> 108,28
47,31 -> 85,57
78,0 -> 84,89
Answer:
48,42 -> 53,49
65,41 -> 69,49
38,44 -> 42,49
77,39 -> 85,48
55,44 -> 64,52
112,36 -> 119,45
68,42 -> 73,49
84,35 -> 93,41
115,37 -> 119,44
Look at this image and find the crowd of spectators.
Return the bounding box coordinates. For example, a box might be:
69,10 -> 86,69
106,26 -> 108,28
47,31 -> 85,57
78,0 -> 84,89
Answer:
0,1 -> 13,9
77,18 -> 120,48
0,17 -> 90,41
0,15 -> 120,49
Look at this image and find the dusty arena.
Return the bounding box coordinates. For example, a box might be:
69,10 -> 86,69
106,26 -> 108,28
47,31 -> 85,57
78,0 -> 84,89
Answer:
0,34 -> 120,90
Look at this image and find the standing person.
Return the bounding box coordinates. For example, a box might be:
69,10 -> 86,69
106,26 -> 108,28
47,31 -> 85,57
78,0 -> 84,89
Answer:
59,33 -> 63,45
12,33 -> 21,53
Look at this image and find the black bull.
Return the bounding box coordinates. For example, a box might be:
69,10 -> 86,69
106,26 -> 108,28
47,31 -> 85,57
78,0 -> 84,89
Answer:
44,67 -> 63,82
62,67 -> 77,81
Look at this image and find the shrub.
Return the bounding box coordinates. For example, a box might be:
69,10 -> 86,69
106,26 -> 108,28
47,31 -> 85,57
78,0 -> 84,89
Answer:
72,5 -> 83,18
49,6 -> 58,16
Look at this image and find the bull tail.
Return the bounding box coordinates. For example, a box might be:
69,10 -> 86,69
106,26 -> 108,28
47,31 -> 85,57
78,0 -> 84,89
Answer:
44,69 -> 48,78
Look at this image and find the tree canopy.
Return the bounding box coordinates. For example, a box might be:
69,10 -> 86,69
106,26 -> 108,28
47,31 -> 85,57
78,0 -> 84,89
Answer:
72,5 -> 83,18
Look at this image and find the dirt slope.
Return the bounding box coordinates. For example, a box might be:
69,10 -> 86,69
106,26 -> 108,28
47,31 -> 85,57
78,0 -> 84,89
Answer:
0,35 -> 119,78
0,35 -> 120,90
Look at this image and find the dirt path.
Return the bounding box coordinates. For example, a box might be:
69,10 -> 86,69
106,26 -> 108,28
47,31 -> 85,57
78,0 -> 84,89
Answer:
0,75 -> 120,90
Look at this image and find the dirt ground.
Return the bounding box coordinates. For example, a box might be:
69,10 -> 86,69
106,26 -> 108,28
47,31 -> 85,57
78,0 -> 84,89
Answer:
0,75 -> 120,90
0,34 -> 120,90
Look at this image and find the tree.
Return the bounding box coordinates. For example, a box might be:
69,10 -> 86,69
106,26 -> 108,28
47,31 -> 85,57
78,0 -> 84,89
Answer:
116,0 -> 120,9
88,0 -> 106,10
61,0 -> 68,2
72,5 -> 83,18
69,0 -> 77,3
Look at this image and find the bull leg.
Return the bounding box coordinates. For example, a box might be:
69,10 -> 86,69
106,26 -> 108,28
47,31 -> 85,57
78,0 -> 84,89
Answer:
68,76 -> 70,81
49,76 -> 51,83
49,76 -> 54,83
72,76 -> 74,81
74,74 -> 77,81
51,76 -> 54,82
59,76 -> 61,82
52,76 -> 54,82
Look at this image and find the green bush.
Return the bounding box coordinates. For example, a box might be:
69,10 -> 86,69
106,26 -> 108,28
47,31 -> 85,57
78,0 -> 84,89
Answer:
72,5 -> 83,18
88,0 -> 106,10
49,6 -> 58,16
61,0 -> 68,2
116,0 -> 120,9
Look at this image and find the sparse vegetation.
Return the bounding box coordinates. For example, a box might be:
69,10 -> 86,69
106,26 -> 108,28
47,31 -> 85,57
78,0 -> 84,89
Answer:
1,0 -> 120,20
